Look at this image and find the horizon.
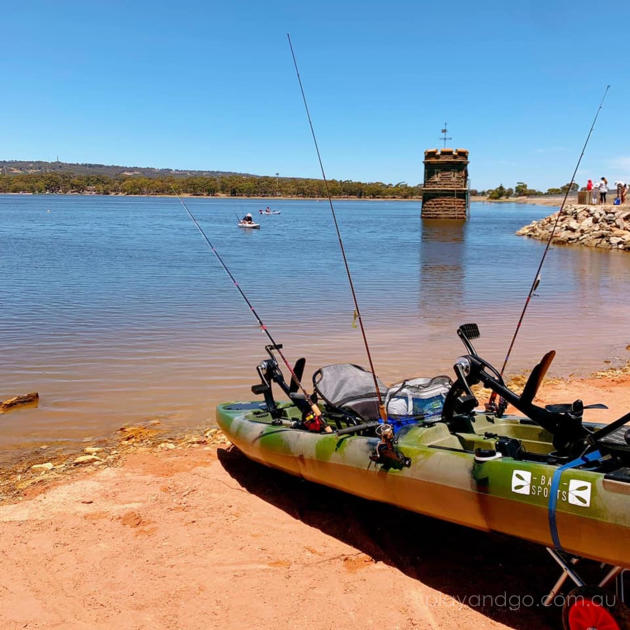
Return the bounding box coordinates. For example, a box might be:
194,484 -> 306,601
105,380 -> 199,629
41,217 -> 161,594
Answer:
2,1 -> 629,190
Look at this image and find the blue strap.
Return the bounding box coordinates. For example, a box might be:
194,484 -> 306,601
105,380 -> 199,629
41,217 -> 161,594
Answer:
548,450 -> 602,549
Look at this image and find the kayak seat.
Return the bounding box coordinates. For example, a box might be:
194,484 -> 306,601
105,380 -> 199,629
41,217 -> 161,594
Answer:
313,364 -> 388,422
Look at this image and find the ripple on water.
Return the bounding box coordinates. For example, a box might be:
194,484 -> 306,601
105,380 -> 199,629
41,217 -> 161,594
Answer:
1,195 -> 630,455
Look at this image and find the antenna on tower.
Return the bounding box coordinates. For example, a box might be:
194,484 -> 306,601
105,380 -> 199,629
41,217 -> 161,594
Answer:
440,122 -> 452,148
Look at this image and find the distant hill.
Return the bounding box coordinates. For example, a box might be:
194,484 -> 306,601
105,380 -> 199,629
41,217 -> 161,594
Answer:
0,160 -> 256,179
0,160 -> 422,199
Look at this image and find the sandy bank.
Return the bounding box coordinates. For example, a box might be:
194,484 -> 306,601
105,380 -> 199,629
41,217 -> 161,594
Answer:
1,367 -> 629,629
471,195 -> 567,207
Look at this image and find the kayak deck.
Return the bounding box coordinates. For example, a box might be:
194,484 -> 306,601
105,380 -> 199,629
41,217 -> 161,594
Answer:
218,401 -> 555,454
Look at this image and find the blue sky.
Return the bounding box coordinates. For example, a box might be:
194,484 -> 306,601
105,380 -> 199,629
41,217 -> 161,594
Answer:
2,0 -> 629,189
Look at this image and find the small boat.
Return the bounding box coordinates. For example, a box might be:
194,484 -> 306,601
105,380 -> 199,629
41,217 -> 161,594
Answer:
237,221 -> 260,229
217,324 -> 630,625
258,208 -> 281,215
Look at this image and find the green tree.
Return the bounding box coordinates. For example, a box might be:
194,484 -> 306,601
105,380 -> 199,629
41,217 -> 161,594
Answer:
488,184 -> 507,199
515,182 -> 528,196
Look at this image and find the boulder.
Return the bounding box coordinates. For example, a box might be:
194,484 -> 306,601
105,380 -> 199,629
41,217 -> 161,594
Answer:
31,462 -> 54,473
516,204 -> 630,253
73,455 -> 101,465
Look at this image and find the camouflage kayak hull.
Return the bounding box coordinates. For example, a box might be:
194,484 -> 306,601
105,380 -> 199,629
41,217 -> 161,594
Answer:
217,401 -> 630,568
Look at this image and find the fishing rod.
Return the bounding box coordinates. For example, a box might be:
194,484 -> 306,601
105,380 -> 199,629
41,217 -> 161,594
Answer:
487,85 -> 610,413
174,194 -> 324,423
287,33 -> 387,423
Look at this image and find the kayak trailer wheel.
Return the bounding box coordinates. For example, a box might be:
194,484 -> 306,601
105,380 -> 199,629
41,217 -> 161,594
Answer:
562,586 -> 622,630
544,548 -> 629,630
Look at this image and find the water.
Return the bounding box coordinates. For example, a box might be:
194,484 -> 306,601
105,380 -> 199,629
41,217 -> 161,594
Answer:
1,195 -> 629,458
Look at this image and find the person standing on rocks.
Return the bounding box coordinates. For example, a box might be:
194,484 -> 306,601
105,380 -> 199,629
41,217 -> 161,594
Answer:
591,180 -> 600,204
600,177 -> 608,204
615,182 -> 623,204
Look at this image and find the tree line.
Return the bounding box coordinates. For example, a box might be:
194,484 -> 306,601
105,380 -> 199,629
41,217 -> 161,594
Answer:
0,171 -> 578,201
0,172 -> 422,199
478,181 -> 579,199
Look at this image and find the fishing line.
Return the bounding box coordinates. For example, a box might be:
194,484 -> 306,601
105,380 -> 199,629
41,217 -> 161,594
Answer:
174,193 -> 322,419
287,33 -> 387,422
488,85 -> 610,411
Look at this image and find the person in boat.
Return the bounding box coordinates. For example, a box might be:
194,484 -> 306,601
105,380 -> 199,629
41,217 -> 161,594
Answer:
265,206 -> 271,214
242,213 -> 254,224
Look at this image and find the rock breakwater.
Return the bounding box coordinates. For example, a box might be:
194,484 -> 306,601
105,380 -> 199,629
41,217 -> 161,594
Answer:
516,204 -> 630,250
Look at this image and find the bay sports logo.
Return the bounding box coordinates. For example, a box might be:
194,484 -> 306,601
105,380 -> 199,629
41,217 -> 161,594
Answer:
567,479 -> 592,507
510,469 -> 592,508
511,470 -> 531,495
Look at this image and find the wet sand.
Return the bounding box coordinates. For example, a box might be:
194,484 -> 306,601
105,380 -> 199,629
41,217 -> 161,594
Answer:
1,367 -> 628,629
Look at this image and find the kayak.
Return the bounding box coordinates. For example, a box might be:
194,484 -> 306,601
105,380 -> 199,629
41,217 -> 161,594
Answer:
259,210 -> 281,215
216,324 -> 630,571
217,401 -> 629,569
237,221 -> 260,229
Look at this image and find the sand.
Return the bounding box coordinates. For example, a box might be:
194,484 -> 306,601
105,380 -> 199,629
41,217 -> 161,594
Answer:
1,369 -> 629,630
471,195 -> 566,207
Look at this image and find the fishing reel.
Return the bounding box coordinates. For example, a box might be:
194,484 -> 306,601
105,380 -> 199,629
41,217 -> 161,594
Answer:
252,357 -> 286,419
370,424 -> 411,470
485,395 -> 508,418
302,410 -> 331,433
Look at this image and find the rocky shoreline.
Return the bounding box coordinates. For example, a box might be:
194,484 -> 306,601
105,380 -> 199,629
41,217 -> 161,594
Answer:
516,204 -> 630,250
0,421 -> 230,504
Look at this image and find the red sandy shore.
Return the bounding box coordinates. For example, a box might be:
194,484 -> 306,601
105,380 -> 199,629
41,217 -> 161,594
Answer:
1,372 -> 629,630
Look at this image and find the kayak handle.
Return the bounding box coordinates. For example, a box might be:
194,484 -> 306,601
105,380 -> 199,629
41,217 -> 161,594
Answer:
337,421 -> 380,436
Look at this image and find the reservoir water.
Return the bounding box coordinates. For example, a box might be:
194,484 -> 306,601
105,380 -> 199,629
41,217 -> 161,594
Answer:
2,195 -> 630,460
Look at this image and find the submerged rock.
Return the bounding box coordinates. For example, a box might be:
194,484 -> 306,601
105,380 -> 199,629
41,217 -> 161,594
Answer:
1,392 -> 39,411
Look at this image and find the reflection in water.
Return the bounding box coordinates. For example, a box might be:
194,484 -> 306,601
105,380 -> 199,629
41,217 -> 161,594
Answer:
419,220 -> 466,322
